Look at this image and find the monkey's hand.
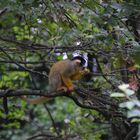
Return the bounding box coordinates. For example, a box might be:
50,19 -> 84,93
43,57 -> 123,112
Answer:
80,68 -> 90,75
70,68 -> 90,81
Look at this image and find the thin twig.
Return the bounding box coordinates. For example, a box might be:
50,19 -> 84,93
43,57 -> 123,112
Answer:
0,47 -> 48,78
44,104 -> 61,138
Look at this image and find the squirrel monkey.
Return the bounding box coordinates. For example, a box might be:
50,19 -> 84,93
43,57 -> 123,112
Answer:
22,56 -> 90,104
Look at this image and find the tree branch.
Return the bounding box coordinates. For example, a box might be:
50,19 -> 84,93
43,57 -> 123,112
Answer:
0,88 -> 124,119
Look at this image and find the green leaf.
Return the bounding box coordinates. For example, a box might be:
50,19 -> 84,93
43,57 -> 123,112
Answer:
57,55 -> 63,60
132,99 -> 140,107
131,118 -> 140,123
125,89 -> 135,96
118,84 -> 129,92
127,109 -> 140,118
119,101 -> 135,109
110,92 -> 125,97
93,27 -> 100,33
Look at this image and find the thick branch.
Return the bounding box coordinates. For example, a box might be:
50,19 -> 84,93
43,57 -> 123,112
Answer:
0,88 -> 124,119
0,89 -> 65,98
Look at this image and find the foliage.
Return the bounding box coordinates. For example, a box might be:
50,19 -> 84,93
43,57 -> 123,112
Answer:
0,0 -> 140,140
111,84 -> 140,139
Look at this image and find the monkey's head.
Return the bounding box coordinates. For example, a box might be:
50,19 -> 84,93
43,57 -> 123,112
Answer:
72,56 -> 86,67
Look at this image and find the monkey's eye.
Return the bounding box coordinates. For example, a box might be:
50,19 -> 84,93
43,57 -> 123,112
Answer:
81,66 -> 86,70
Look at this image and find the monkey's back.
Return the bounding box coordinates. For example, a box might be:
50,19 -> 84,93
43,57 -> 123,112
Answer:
48,60 -> 72,92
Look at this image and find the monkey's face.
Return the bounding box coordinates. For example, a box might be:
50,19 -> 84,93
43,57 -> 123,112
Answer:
72,56 -> 86,67
74,59 -> 81,65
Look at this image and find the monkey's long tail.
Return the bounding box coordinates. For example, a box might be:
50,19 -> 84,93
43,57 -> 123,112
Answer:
21,96 -> 49,104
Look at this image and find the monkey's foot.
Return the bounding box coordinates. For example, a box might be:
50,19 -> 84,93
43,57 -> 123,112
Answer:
67,86 -> 74,92
57,86 -> 68,92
